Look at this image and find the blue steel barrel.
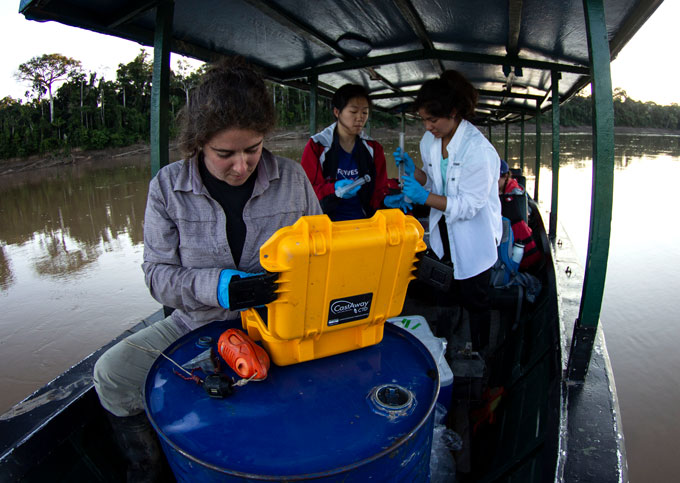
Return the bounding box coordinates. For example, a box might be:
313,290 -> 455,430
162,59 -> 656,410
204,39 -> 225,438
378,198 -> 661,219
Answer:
144,320 -> 439,482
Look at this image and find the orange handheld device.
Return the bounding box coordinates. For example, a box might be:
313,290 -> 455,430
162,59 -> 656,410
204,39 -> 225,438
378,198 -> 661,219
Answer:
217,329 -> 270,380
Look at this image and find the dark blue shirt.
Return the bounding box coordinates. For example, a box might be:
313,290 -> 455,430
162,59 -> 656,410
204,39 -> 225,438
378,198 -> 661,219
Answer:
332,144 -> 365,221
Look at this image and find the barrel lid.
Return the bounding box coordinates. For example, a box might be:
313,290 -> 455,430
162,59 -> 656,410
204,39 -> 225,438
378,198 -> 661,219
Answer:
144,321 -> 438,478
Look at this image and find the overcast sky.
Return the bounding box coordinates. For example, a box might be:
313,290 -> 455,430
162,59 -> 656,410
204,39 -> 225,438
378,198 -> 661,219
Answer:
1,1 -> 678,105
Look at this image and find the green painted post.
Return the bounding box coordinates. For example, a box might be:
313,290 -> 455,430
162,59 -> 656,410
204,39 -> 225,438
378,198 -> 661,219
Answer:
504,122 -> 509,161
150,0 -> 173,177
534,105 -> 541,202
549,70 -> 560,241
520,115 -> 525,172
488,124 -> 493,143
309,75 -> 318,136
568,0 -> 616,382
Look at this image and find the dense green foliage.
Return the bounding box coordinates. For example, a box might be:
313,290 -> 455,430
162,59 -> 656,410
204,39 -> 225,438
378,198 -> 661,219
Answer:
2,51 -> 678,161
561,88 -> 680,129
1,50 -> 199,159
0,51 -> 399,161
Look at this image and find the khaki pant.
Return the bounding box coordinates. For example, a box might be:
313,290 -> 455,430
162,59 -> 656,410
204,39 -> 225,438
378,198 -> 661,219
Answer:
93,315 -> 187,417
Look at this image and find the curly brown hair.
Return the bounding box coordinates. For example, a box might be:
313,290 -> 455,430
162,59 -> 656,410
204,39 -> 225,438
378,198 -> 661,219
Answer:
414,70 -> 478,121
177,56 -> 276,158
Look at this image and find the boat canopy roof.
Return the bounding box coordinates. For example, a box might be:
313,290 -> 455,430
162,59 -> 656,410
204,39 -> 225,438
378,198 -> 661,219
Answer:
19,0 -> 661,124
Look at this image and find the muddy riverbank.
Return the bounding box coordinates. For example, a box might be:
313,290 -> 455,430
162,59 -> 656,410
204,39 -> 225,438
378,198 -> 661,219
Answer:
2,124 -> 679,177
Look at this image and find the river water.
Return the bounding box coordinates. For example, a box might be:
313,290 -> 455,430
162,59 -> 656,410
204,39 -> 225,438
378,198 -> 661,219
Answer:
1,132 -> 678,481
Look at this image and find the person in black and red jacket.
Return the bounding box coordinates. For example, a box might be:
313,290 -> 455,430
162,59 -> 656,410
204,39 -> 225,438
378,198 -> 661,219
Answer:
301,84 -> 411,220
498,159 -> 543,272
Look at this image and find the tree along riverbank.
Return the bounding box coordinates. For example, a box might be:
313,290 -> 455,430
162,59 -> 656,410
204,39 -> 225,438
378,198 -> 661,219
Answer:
2,124 -> 679,177
4,48 -> 677,162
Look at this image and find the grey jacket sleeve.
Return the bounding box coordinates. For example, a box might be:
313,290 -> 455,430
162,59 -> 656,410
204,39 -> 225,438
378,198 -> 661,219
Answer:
141,176 -> 221,312
300,164 -> 323,216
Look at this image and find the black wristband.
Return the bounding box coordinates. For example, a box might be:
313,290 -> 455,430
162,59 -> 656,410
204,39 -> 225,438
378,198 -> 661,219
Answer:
228,272 -> 278,311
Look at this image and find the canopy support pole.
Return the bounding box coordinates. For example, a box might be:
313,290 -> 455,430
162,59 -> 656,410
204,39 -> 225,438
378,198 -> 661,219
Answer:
504,122 -> 509,161
520,115 -> 525,172
309,75 -> 318,136
567,0 -> 615,382
150,0 -> 174,177
534,104 -> 541,201
488,124 -> 493,143
549,70 -> 561,241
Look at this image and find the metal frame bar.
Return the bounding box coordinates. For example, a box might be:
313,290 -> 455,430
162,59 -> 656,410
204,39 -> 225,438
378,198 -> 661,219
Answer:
608,0 -> 663,58
478,89 -> 544,101
370,88 -> 544,105
520,115 -> 525,171
534,103 -> 541,201
477,102 -> 537,116
308,76 -> 318,136
369,91 -> 419,101
371,84 -> 544,101
241,0 -> 345,58
549,71 -> 561,240
284,49 -> 590,81
568,0 -> 616,382
506,0 -> 524,58
108,1 -> 159,29
393,0 -> 444,75
150,0 -> 173,177
504,122 -> 509,161
242,0 -> 403,96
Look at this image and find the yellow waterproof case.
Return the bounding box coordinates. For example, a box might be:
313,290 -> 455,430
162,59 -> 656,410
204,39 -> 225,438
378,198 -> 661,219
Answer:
241,209 -> 426,366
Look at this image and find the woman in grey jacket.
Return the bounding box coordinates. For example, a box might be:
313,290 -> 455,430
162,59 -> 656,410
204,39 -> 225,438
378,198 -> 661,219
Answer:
93,57 -> 321,481
396,70 -> 502,352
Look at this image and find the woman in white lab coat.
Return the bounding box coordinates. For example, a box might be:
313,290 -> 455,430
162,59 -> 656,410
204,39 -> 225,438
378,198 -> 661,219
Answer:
396,70 -> 502,351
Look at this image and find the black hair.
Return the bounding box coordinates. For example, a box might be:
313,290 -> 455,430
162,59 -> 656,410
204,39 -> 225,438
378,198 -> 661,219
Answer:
178,56 -> 275,158
414,70 -> 477,121
331,84 -> 371,113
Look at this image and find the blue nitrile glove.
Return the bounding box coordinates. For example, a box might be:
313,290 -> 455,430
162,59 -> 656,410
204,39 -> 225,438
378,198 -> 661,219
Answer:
393,147 -> 415,177
335,179 -> 361,199
384,193 -> 414,213
217,269 -> 259,310
402,174 -> 430,205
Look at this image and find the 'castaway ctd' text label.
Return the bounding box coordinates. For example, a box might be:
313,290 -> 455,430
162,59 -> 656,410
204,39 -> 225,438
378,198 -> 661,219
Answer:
327,293 -> 373,326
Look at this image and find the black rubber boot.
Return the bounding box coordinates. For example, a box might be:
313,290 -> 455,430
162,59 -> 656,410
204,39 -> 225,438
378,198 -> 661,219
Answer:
107,412 -> 167,483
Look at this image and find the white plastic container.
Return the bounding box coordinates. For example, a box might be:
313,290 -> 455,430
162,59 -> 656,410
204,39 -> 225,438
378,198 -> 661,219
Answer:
387,315 -> 453,411
335,174 -> 371,198
511,242 -> 524,264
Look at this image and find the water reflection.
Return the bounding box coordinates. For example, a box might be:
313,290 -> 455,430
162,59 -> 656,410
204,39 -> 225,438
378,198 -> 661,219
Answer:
487,131 -> 680,177
0,245 -> 14,291
509,134 -> 680,483
1,132 -> 679,483
1,165 -> 148,245
0,155 -> 163,414
2,133 -> 673,301
0,162 -> 150,285
33,230 -> 100,277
